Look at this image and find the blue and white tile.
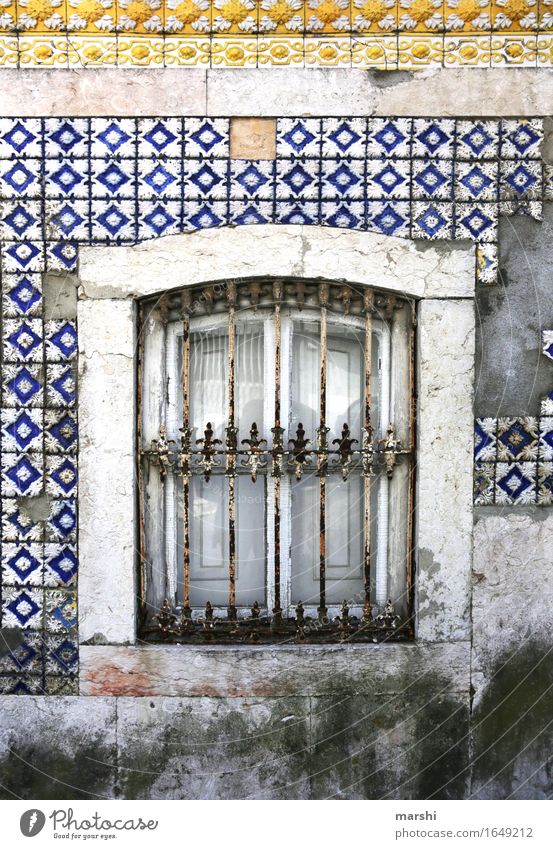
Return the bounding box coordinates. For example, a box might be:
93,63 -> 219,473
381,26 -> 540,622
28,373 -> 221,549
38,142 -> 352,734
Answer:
182,201 -> 229,231
276,118 -> 322,158
276,159 -> 320,200
46,241 -> 79,273
2,587 -> 43,630
183,118 -> 229,159
46,455 -> 77,498
455,120 -> 499,160
1,241 -> 45,272
44,118 -> 89,158
537,461 -> 553,506
495,462 -> 537,505
1,543 -> 43,587
2,499 -> 44,542
366,159 -> 410,200
1,408 -> 43,452
45,409 -> 78,454
0,159 -> 42,199
45,634 -> 79,675
474,462 -> 495,506
412,119 -> 455,160
90,118 -> 136,159
476,243 -> 498,286
0,118 -> 43,159
275,202 -> 319,225
500,160 -> 542,200
44,158 -> 90,199
1,453 -> 43,497
44,544 -> 78,588
544,164 -> 553,200
0,631 -> 43,674
455,203 -> 497,242
497,416 -> 538,462
321,159 -> 364,201
90,199 -> 137,243
44,589 -> 77,633
455,161 -> 498,202
321,118 -> 367,158
320,201 -> 364,229
3,319 -> 43,363
45,200 -> 90,241
542,387 -> 553,417
45,320 -> 78,363
46,364 -> 76,408
412,160 -> 453,200
230,160 -> 275,201
138,159 -> 182,199
183,159 -> 229,200
500,119 -> 543,160
0,676 -> 45,695
474,417 -> 497,462
367,201 -> 410,238
91,158 -> 137,199
46,499 -> 77,542
2,364 -> 43,407
499,200 -> 542,220
2,274 -> 42,317
137,200 -> 182,240
542,330 -> 553,361
411,202 -> 454,240
539,416 -> 553,461
229,201 -> 273,226
366,119 -> 412,159
0,200 -> 42,240
137,118 -> 183,159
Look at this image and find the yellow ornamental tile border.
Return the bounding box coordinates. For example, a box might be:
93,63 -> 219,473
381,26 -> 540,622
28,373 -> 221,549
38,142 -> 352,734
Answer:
67,33 -> 118,63
210,33 -> 257,61
304,32 -> 352,59
18,33 -> 70,64
443,32 -> 492,62
257,34 -> 304,62
397,31 -> 444,62
163,33 -> 211,61
117,33 -> 165,60
351,33 -> 399,66
490,31 -> 537,61
0,34 -> 18,62
5,0 -> 553,64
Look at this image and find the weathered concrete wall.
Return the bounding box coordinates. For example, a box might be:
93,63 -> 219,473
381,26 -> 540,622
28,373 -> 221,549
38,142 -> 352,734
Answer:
475,211 -> 553,417
471,510 -> 553,800
0,643 -> 470,800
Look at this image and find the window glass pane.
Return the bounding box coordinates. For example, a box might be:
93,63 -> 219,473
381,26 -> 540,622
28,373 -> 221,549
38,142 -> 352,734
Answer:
180,475 -> 266,607
190,326 -> 227,435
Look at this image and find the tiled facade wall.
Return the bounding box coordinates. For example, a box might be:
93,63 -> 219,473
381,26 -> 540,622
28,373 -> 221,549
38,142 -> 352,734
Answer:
1,0 -> 553,68
0,113 -> 550,695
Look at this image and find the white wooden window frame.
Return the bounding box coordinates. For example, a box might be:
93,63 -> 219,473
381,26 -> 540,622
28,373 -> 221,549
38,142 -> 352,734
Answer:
76,225 -> 475,657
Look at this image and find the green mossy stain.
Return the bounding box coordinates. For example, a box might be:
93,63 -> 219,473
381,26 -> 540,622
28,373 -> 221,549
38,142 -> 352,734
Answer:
472,642 -> 553,798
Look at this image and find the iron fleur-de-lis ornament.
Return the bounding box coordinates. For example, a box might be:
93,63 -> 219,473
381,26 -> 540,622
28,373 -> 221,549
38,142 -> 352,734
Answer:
241,422 -> 267,482
332,422 -> 358,481
380,423 -> 401,480
147,424 -> 175,482
289,423 -> 312,481
196,422 -> 222,482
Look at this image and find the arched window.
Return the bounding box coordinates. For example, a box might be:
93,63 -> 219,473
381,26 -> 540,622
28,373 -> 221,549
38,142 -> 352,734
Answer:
138,279 -> 415,643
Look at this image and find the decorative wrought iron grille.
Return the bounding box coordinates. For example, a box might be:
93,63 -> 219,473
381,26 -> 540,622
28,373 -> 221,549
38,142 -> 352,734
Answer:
137,279 -> 416,644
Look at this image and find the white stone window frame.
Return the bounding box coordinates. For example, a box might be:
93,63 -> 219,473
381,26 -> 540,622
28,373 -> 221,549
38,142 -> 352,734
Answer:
77,225 -> 475,663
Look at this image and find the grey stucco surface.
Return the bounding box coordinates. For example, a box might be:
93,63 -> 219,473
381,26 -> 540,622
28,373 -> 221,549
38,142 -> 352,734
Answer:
475,208 -> 553,417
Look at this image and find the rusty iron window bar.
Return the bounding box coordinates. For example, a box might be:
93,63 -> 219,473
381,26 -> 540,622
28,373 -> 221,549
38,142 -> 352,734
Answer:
137,279 -> 416,645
